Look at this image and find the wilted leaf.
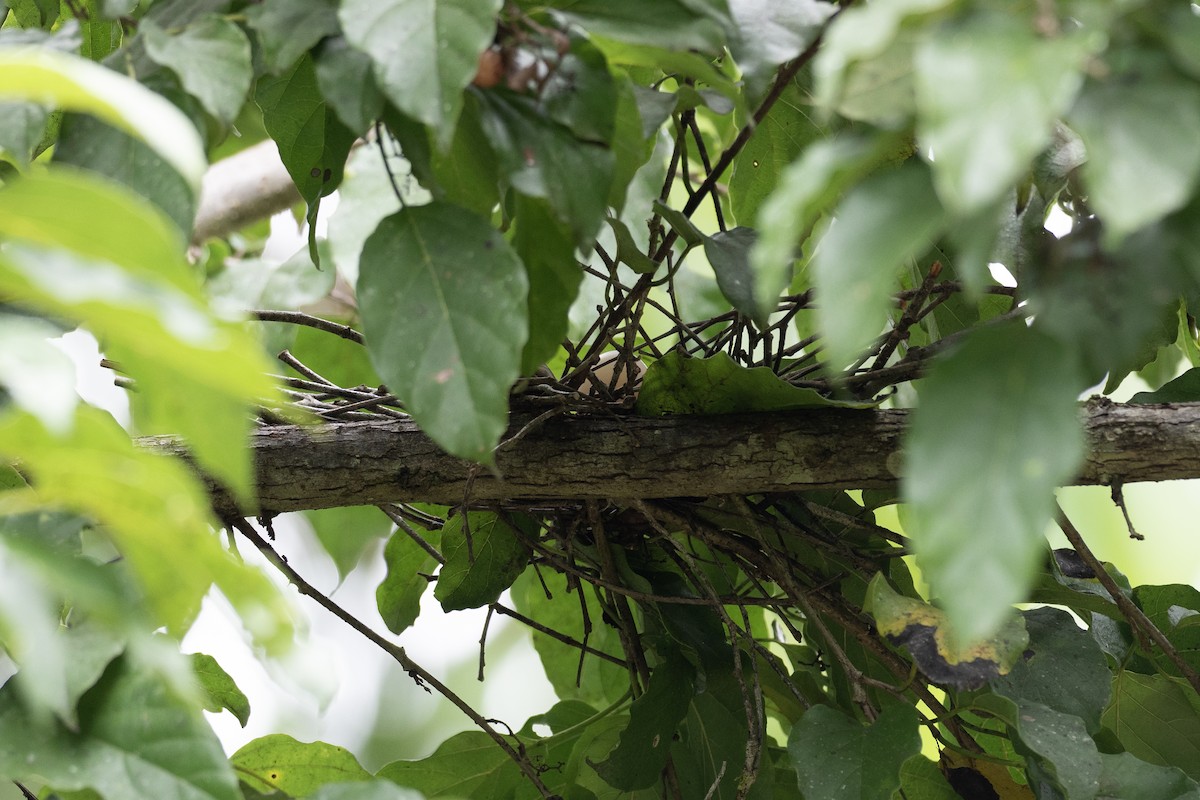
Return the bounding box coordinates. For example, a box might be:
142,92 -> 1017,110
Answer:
866,574 -> 1029,690
903,324 -> 1085,643
233,735 -> 371,795
357,202 -> 528,462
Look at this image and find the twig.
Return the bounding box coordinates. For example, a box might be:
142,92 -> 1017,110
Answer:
253,310 -> 365,344
226,517 -> 556,798
1056,505 -> 1200,693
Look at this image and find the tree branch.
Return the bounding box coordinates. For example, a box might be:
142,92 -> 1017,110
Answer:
139,399 -> 1200,515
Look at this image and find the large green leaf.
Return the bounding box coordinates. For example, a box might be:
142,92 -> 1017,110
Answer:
914,14 -> 1091,214
256,54 -> 358,206
246,0 -> 341,75
306,506 -> 393,583
0,314 -> 76,433
54,114 -> 197,233
232,735 -> 371,796
728,0 -> 834,88
314,35 -> 385,134
1096,753 -> 1200,800
787,704 -> 922,800
636,351 -> 875,415
903,324 -> 1086,644
0,407 -> 292,651
1011,701 -> 1100,799
750,133 -> 907,330
1104,671 -> 1200,781
0,655 -> 241,800
338,0 -> 500,143
991,608 -> 1111,733
141,14 -> 252,125
729,81 -> 829,228
811,160 -> 945,373
434,512 -> 529,612
0,536 -> 71,721
511,568 -> 629,708
514,195 -> 582,375
476,89 -> 614,248
309,781 -> 426,800
357,202 -> 529,462
1132,584 -> 1200,674
593,655 -> 694,790
0,49 -> 205,188
553,0 -> 730,51
378,730 -> 522,798
1069,73 -> 1200,244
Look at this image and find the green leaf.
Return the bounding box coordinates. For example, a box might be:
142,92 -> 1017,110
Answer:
1069,74 -> 1200,244
813,0 -> 952,117
246,0 -> 341,75
0,406 -> 293,652
0,101 -> 48,166
914,14 -> 1091,214
1104,671 -> 1200,782
378,730 -> 522,798
141,14 -> 252,125
192,652 -> 251,727
704,226 -> 762,322
357,202 -> 528,462
1011,701 -> 1100,799
338,0 -> 501,143
553,0 -> 730,52
0,538 -> 71,722
0,314 -> 77,433
0,49 -> 206,188
308,780 -> 426,800
897,755 -> 960,800
636,351 -> 875,415
729,81 -> 829,228
434,512 -> 529,612
812,160 -> 945,373
728,0 -> 834,88
326,144 -> 409,284
476,89 -> 614,248
515,196 -> 583,374
750,134 -> 905,338
256,54 -> 358,206
232,735 -> 371,796
594,654 -> 694,790
376,525 -> 440,635
307,506 -> 393,583
606,215 -> 659,275
991,608 -> 1111,733
903,324 -> 1086,644
53,115 -> 197,234
652,197 -> 704,247
314,36 -> 385,134
1132,584 -> 1200,675
1096,752 -> 1200,800
1130,367 -> 1200,404
0,654 -> 241,800
511,568 -> 629,707
787,704 -> 922,800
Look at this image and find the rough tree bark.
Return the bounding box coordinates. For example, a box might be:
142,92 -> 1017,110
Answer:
143,399 -> 1200,516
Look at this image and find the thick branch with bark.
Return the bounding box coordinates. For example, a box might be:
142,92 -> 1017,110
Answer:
142,399 -> 1200,515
